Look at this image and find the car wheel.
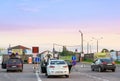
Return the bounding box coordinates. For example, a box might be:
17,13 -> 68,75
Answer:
20,70 -> 23,72
65,75 -> 69,78
46,75 -> 50,78
7,70 -> 9,72
112,69 -> 115,72
98,67 -> 102,72
91,67 -> 94,71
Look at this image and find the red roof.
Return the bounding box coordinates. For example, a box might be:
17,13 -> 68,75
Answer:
9,45 -> 31,50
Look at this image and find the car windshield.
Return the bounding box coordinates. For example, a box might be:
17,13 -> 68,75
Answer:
50,60 -> 66,65
100,58 -> 112,63
8,59 -> 21,64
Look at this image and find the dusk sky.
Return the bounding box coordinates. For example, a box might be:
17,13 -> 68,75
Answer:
0,0 -> 120,52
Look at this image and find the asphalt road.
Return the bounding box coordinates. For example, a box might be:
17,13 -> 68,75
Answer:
0,63 -> 120,81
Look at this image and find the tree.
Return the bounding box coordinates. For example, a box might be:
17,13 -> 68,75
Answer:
110,49 -> 115,52
61,46 -> 68,56
101,48 -> 109,53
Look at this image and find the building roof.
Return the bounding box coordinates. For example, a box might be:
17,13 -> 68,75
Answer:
39,50 -> 52,55
9,45 -> 31,50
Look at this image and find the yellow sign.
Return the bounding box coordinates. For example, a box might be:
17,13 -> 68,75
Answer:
12,49 -> 23,55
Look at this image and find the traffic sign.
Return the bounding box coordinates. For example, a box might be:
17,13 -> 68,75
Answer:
72,55 -> 76,61
32,47 -> 39,53
35,57 -> 40,63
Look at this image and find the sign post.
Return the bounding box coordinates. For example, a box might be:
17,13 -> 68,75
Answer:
32,47 -> 39,72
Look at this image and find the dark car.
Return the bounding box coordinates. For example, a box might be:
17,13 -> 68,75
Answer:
91,58 -> 116,72
6,58 -> 23,72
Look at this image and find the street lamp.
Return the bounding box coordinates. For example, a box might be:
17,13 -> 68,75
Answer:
79,30 -> 84,61
92,37 -> 103,53
84,40 -> 92,54
79,30 -> 83,53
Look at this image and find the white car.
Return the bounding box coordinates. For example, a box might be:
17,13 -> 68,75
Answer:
45,59 -> 70,78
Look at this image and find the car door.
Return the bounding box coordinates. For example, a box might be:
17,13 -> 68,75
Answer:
94,59 -> 100,70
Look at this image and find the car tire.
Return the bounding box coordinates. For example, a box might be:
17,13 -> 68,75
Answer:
65,75 -> 69,78
7,70 -> 9,72
46,75 -> 50,78
91,67 -> 94,71
20,70 -> 23,72
112,69 -> 115,72
98,67 -> 102,72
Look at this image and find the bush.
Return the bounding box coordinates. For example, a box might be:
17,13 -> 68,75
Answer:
83,59 -> 93,63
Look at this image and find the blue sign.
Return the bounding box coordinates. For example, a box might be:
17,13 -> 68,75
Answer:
35,57 -> 40,63
72,55 -> 76,61
8,49 -> 12,55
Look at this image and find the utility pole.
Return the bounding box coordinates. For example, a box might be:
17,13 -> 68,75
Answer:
79,30 -> 84,61
92,37 -> 103,53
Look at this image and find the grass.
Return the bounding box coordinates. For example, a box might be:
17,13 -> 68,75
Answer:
83,59 -> 93,63
59,55 -> 72,61
115,61 -> 120,64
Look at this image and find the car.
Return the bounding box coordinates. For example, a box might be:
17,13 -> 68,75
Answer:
45,59 -> 70,78
91,58 -> 116,72
6,57 -> 23,72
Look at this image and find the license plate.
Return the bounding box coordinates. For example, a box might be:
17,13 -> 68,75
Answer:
107,64 -> 112,65
56,71 -> 63,73
12,66 -> 16,67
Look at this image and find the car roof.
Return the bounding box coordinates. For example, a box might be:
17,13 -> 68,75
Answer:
49,59 -> 65,61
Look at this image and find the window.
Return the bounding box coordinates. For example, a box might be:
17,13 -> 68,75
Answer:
50,61 -> 66,65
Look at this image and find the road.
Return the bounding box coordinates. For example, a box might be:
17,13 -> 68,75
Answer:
0,63 -> 120,81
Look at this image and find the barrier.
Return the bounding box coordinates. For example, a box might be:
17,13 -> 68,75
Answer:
28,57 -> 32,64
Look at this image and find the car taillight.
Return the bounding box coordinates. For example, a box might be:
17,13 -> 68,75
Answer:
49,66 -> 55,68
112,62 -> 116,65
102,62 -> 107,65
7,64 -> 11,67
17,64 -> 22,67
63,66 -> 68,68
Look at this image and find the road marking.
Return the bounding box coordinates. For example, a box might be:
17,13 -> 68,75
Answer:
36,72 -> 42,81
80,73 -> 110,81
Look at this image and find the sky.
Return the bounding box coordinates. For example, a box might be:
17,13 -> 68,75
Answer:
0,0 -> 120,53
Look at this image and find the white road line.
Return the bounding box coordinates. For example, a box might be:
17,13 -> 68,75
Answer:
80,73 -> 110,81
36,72 -> 42,81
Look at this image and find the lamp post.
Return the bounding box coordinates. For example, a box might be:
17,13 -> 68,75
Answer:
92,37 -> 103,53
79,30 -> 84,61
84,40 -> 92,54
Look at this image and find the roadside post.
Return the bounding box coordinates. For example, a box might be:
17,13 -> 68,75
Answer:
71,55 -> 77,66
35,57 -> 41,73
32,47 -> 39,72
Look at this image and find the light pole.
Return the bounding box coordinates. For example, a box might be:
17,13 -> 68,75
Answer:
79,30 -> 83,53
92,37 -> 103,53
79,30 -> 84,61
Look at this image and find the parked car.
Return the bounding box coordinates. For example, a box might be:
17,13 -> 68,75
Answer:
91,58 -> 116,72
45,59 -> 70,78
6,57 -> 23,72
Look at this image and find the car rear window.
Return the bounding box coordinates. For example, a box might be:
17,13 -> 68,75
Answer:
100,59 -> 112,63
8,59 -> 21,64
50,61 -> 66,65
